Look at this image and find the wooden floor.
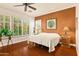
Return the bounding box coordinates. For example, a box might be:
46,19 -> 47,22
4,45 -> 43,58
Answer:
0,41 -> 77,56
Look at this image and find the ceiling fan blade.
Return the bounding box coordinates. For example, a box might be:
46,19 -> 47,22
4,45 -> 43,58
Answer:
28,6 -> 36,10
27,3 -> 34,5
23,3 -> 34,6
14,5 -> 24,7
24,5 -> 27,11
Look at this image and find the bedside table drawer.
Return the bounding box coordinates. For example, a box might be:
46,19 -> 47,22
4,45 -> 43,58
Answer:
61,35 -> 71,47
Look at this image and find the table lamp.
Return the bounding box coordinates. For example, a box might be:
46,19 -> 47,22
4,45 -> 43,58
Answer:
63,26 -> 70,35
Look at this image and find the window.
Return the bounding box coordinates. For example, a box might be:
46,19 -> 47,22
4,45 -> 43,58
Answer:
23,20 -> 29,35
13,17 -> 19,35
0,15 -> 4,29
4,16 -> 10,29
19,20 -> 22,35
35,20 -> 41,29
0,15 -> 29,36
35,20 -> 41,34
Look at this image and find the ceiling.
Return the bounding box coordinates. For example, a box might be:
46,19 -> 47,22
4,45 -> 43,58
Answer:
0,3 -> 76,17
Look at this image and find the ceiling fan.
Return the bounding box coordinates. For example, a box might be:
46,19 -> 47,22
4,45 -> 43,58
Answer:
14,3 -> 36,12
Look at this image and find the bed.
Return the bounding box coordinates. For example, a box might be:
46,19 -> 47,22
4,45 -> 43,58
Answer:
28,33 -> 61,53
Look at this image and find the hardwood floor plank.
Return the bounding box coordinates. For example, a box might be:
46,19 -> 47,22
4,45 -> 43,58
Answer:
0,41 -> 77,56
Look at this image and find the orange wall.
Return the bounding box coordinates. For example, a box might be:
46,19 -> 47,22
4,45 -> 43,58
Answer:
35,7 -> 76,44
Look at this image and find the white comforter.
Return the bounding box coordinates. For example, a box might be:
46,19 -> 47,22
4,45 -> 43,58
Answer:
28,33 -> 61,52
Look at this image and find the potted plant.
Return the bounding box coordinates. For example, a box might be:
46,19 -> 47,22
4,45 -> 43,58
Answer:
0,28 -> 4,45
3,28 -> 13,45
0,28 -> 3,39
3,28 -> 13,39
6,30 -> 13,40
3,28 -> 9,36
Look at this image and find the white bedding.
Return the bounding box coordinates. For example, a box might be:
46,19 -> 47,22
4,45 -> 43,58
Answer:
28,33 -> 61,53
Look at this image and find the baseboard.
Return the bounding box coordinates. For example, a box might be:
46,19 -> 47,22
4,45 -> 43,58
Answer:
76,46 -> 79,56
59,42 -> 76,47
0,36 -> 28,47
69,44 -> 76,47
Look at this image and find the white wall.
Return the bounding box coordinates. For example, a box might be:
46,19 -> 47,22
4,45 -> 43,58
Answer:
0,5 -> 34,47
76,4 -> 79,56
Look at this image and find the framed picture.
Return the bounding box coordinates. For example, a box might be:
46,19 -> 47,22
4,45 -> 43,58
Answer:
47,18 -> 56,29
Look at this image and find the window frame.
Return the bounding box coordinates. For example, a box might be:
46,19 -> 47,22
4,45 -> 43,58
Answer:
0,15 -> 29,37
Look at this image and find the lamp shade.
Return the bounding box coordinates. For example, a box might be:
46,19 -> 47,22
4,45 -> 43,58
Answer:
63,26 -> 70,32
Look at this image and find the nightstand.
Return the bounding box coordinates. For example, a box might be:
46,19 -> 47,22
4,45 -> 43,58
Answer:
61,34 -> 71,47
